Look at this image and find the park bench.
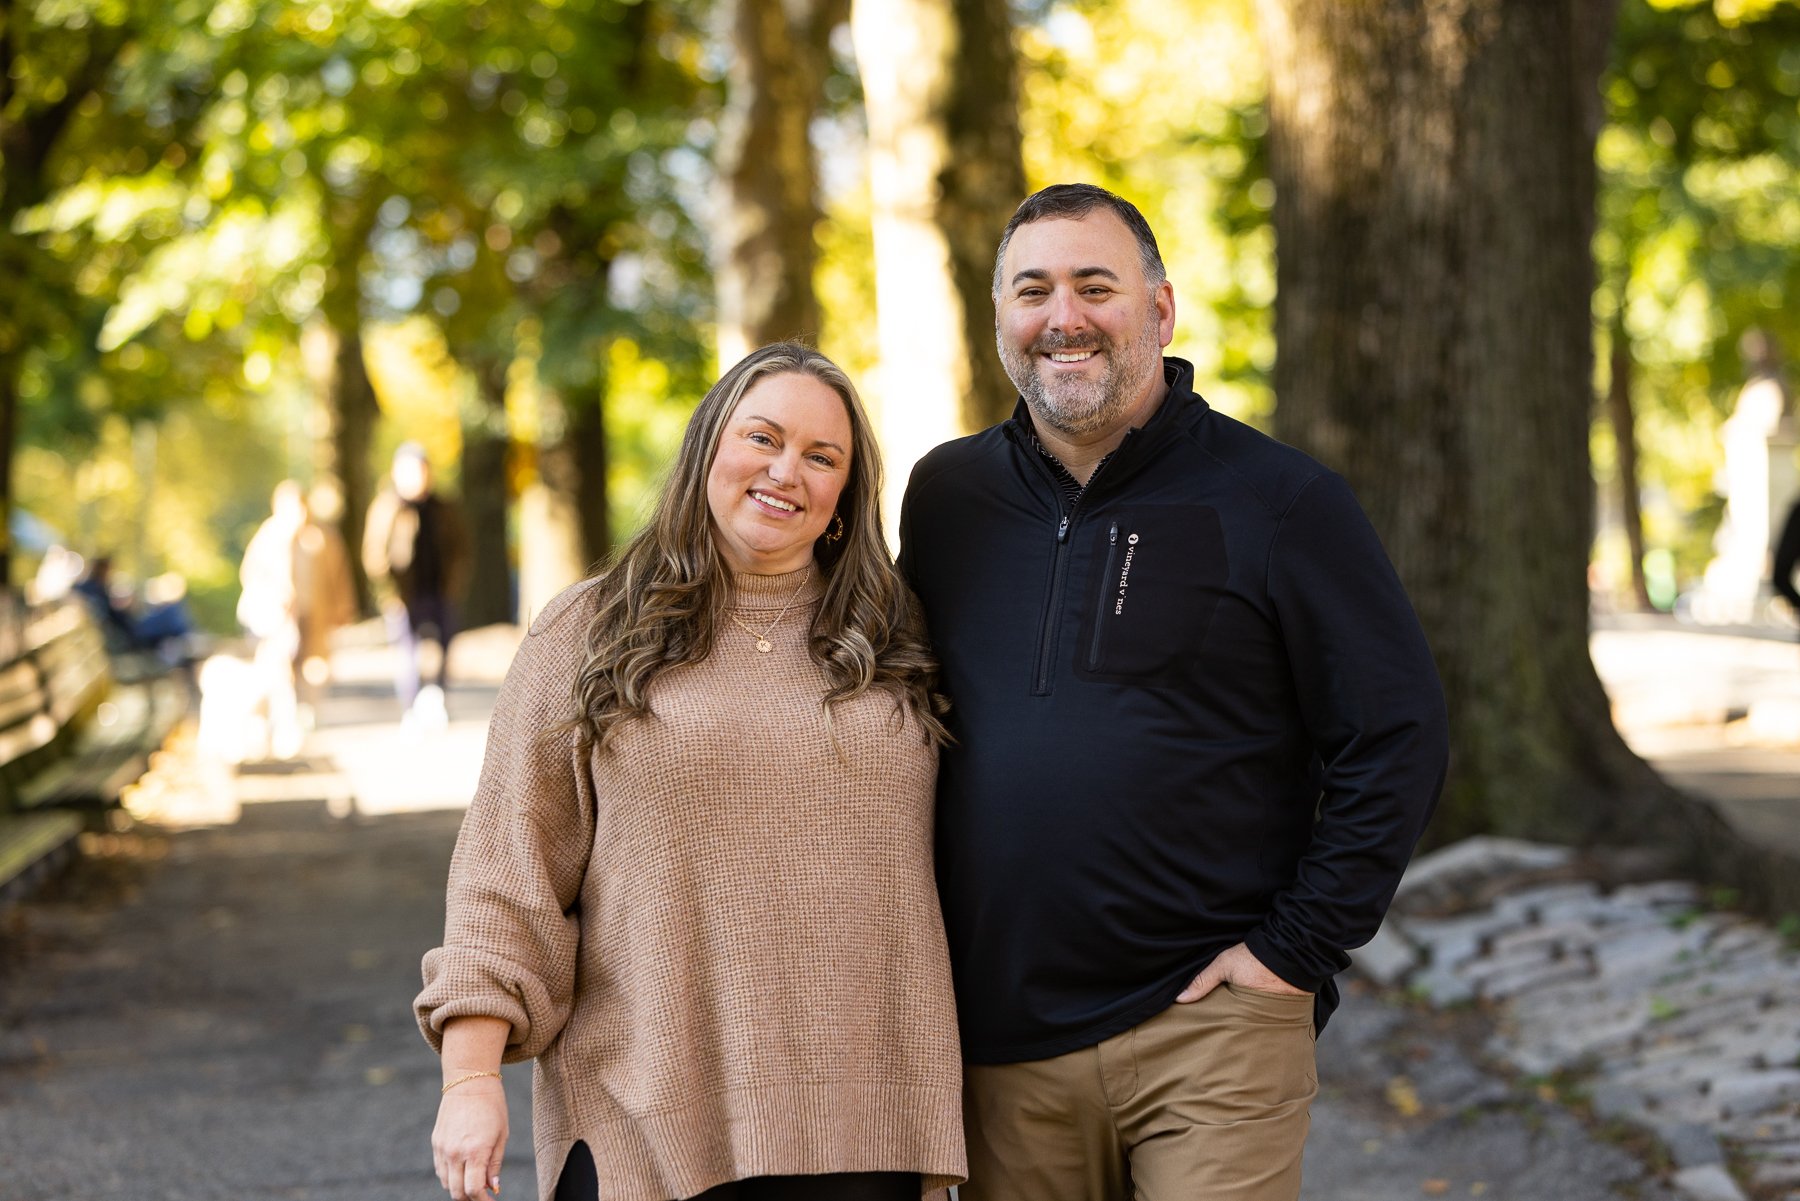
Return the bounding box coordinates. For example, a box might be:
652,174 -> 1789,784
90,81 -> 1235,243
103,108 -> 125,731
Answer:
0,597 -> 189,905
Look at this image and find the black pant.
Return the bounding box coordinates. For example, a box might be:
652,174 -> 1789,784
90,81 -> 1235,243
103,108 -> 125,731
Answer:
553,1141 -> 919,1201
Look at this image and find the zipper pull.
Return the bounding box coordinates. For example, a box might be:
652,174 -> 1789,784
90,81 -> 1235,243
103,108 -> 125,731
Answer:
1109,521 -> 1118,545
1057,515 -> 1070,543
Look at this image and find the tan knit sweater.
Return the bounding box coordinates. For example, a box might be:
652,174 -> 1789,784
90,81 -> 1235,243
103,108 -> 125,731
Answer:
416,567 -> 965,1201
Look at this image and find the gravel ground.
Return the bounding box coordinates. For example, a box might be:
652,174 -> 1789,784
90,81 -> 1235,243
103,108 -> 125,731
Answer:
0,800 -> 1676,1201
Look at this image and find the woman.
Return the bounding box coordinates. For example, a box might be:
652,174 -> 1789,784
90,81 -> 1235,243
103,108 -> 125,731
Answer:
416,343 -> 964,1201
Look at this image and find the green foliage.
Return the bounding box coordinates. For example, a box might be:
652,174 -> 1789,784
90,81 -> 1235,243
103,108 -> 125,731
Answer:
1597,0 -> 1800,585
7,0 -> 717,610
1013,0 -> 1275,423
11,0 -> 1800,617
1777,911 -> 1800,948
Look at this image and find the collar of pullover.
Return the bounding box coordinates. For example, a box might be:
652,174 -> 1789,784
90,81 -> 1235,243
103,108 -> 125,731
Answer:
1003,357 -> 1207,497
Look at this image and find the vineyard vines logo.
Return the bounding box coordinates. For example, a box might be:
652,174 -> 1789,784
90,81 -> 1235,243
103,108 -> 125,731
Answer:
1113,533 -> 1140,615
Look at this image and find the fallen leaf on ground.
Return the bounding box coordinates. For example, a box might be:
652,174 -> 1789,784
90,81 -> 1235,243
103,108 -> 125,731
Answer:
1386,1075 -> 1422,1117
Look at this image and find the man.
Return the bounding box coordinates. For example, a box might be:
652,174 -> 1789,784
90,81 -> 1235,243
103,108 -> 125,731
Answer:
1775,495 -> 1800,623
899,183 -> 1450,1201
363,442 -> 471,729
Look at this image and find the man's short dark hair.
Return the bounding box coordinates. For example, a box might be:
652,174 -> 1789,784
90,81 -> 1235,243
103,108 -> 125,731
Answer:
991,183 -> 1166,298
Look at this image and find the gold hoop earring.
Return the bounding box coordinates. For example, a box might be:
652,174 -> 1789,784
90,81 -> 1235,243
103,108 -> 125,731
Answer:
825,513 -> 845,543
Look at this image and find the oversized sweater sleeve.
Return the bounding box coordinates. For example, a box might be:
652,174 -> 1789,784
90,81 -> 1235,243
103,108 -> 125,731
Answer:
1243,471 -> 1449,992
415,584 -> 599,1062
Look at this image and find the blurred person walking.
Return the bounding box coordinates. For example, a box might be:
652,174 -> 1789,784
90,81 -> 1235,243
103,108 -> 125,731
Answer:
293,482 -> 356,718
363,442 -> 470,729
416,343 -> 964,1201
237,481 -> 311,759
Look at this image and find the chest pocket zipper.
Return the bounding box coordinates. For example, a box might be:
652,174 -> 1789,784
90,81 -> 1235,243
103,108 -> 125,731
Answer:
1087,521 -> 1121,671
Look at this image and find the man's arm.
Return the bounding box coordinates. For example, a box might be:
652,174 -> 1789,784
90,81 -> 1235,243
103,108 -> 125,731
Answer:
1774,499 -> 1800,613
1242,471 -> 1449,993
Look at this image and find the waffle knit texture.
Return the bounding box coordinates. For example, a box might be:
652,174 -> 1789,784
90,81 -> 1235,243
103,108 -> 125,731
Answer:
416,566 -> 965,1201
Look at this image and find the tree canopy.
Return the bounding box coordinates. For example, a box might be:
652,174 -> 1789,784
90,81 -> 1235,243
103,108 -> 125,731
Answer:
3,0 -> 1794,679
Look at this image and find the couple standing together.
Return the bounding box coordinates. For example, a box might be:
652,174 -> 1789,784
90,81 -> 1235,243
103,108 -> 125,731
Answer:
416,184 -> 1450,1201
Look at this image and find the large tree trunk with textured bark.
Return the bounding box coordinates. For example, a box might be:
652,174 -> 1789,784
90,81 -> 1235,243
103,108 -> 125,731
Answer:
1253,0 -> 1800,912
853,0 -> 1024,531
714,0 -> 844,366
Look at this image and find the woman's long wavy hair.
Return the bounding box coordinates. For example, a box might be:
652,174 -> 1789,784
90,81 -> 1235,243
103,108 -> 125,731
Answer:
568,341 -> 950,751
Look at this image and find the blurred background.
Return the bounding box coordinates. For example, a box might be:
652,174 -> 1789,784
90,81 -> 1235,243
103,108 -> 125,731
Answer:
2,0 -> 1798,841
3,6 -> 1800,1191
3,0 -> 1792,630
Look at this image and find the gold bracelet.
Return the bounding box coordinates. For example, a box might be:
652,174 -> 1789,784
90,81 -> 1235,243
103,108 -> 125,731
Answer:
441,1070 -> 501,1095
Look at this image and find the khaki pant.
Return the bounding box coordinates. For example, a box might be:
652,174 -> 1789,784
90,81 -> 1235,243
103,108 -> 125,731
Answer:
962,985 -> 1317,1201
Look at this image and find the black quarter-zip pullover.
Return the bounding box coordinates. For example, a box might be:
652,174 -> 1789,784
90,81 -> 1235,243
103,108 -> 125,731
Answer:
898,358 -> 1449,1064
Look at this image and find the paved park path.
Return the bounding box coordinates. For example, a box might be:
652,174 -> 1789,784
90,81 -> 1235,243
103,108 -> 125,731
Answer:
5,616 -> 1785,1200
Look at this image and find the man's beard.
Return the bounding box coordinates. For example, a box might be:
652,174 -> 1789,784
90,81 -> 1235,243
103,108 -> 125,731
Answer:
999,309 -> 1162,438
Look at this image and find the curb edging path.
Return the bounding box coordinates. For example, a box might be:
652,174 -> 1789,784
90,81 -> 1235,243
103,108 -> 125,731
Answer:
1357,836 -> 1800,1201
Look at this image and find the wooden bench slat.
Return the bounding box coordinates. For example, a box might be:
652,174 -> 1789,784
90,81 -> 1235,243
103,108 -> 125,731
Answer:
0,712 -> 57,765
0,687 -> 49,732
1,599 -> 186,905
0,810 -> 83,894
0,659 -> 40,697
23,603 -> 84,648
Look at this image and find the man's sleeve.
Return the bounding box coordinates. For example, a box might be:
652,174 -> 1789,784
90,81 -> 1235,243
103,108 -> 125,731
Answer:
1242,471 -> 1450,992
1774,500 -> 1800,612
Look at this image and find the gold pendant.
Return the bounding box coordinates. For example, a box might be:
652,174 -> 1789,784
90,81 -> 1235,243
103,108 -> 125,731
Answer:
756,639 -> 772,653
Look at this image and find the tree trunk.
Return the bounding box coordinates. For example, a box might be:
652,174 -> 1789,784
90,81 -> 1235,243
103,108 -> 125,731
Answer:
568,389 -> 610,568
714,0 -> 844,366
303,315 -> 381,618
520,385 -> 609,623
312,208 -> 381,616
1254,0 -> 1627,836
1255,0 -> 1800,914
938,0 -> 1027,432
460,359 -> 514,628
853,0 -> 1024,536
1608,313 -> 1652,610
0,361 -> 15,587
332,331 -> 379,611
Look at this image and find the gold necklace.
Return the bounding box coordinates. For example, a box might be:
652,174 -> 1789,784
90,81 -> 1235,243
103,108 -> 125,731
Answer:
728,566 -> 812,653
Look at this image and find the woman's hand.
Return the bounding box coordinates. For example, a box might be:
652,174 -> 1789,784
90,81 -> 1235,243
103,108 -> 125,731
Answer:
433,1076 -> 507,1200
433,1017 -> 513,1200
